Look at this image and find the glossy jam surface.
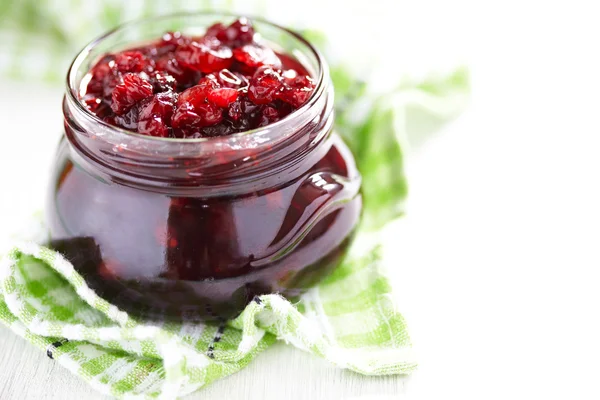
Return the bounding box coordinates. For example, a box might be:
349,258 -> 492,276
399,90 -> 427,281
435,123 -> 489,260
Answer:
83,18 -> 316,138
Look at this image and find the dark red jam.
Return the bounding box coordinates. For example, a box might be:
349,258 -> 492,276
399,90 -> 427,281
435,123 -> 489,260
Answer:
48,16 -> 362,321
83,18 -> 316,139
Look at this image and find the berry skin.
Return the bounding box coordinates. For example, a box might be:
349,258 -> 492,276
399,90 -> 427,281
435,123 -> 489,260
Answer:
233,44 -> 282,69
172,86 -> 223,128
111,73 -> 153,115
172,102 -> 223,129
216,17 -> 255,46
175,40 -> 233,73
208,88 -> 239,107
138,92 -> 177,137
114,51 -> 147,73
227,96 -> 262,130
155,57 -> 188,82
248,67 -> 284,104
278,75 -> 316,107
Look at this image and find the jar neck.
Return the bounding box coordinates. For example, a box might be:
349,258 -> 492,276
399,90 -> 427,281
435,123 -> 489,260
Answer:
63,83 -> 335,196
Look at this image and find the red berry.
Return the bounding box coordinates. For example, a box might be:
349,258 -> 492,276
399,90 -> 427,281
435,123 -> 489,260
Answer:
111,73 -> 153,114
248,68 -> 283,104
143,92 -> 176,120
172,102 -> 223,128
172,86 -> 223,128
175,41 -> 233,73
227,96 -> 245,121
138,117 -> 169,137
278,74 -> 315,107
114,51 -> 147,73
233,44 -> 281,69
208,88 -> 239,107
138,92 -> 176,137
227,95 -> 261,130
188,76 -> 218,102
228,96 -> 259,121
217,18 -> 255,46
155,56 -> 196,86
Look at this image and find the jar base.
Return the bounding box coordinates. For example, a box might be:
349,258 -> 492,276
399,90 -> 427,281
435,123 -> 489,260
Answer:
49,230 -> 356,323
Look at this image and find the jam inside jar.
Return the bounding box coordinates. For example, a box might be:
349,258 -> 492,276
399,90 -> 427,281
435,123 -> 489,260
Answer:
46,13 -> 362,321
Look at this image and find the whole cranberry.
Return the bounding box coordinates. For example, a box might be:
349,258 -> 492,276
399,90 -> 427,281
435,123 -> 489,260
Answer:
172,86 -> 223,128
217,18 -> 255,46
227,96 -> 260,121
208,88 -> 239,107
233,44 -> 282,69
175,40 -> 233,73
278,75 -> 316,107
114,51 -> 147,73
111,73 -> 153,114
138,92 -> 177,137
248,67 -> 284,104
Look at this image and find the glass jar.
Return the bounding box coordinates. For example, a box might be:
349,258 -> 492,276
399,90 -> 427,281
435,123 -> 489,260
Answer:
46,13 -> 362,321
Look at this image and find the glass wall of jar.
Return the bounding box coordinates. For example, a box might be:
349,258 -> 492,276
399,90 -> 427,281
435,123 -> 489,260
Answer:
47,13 -> 362,321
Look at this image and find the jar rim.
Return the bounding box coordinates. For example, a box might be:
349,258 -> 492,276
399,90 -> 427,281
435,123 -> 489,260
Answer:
65,11 -> 328,145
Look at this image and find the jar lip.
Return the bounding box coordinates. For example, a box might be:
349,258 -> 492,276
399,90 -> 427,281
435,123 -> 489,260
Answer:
66,11 -> 328,144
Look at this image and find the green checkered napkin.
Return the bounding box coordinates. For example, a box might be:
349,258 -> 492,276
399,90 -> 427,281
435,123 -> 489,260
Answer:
0,1 -> 469,398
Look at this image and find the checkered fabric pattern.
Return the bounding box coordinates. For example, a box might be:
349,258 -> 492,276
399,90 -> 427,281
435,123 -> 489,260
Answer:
1,227 -> 415,398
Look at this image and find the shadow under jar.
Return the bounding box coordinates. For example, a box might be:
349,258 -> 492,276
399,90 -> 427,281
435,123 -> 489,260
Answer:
46,13 -> 362,322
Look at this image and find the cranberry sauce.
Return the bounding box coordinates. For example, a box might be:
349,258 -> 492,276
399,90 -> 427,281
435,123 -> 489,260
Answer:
48,135 -> 361,320
83,18 -> 316,138
49,15 -> 362,321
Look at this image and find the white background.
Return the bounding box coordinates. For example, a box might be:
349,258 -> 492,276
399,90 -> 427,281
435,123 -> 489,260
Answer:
1,1 -> 600,399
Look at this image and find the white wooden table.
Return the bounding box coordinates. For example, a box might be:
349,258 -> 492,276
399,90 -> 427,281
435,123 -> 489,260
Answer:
0,325 -> 407,399
3,3 -> 600,398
